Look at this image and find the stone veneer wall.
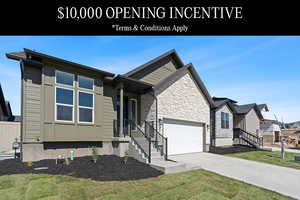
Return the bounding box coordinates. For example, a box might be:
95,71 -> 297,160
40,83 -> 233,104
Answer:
156,72 -> 211,146
140,93 -> 156,129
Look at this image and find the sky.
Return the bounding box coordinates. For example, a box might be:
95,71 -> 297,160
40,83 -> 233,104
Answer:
0,36 -> 299,123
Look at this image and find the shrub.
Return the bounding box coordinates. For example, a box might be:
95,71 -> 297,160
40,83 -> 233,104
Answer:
26,161 -> 33,167
65,157 -> 70,165
124,150 -> 129,164
91,146 -> 98,163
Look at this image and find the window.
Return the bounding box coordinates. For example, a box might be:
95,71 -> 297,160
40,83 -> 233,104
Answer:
78,76 -> 94,90
78,91 -> 94,123
56,87 -> 74,122
221,112 -> 229,129
55,70 -> 74,86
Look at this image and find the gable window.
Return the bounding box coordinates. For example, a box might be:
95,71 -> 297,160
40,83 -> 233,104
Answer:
55,70 -> 74,86
55,87 -> 74,122
221,112 -> 229,129
78,91 -> 94,123
78,75 -> 94,90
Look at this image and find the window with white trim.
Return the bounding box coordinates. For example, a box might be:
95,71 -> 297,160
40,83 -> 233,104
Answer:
56,87 -> 74,122
221,112 -> 229,129
56,70 -> 74,86
78,75 -> 94,90
78,75 -> 94,123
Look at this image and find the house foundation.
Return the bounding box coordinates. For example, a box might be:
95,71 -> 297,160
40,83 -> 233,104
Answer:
21,140 -> 130,162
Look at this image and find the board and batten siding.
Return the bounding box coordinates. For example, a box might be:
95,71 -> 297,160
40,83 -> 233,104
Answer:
22,65 -> 42,142
22,60 -> 115,143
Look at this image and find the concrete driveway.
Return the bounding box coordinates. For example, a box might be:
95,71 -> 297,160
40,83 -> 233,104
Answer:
169,152 -> 300,200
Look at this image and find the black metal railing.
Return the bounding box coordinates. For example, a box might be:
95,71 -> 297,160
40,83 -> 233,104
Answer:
128,119 -> 152,163
233,128 -> 263,148
114,119 -> 151,163
145,120 -> 168,160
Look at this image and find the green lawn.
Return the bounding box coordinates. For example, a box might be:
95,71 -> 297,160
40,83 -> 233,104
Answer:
0,170 -> 294,200
227,151 -> 300,170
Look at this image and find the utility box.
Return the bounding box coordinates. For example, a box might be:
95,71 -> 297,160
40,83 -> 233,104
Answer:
295,156 -> 300,162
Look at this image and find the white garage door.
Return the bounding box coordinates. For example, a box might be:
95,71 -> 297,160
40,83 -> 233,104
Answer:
164,119 -> 204,155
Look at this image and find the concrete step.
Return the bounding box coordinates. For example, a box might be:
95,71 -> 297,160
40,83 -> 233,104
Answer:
150,158 -> 187,174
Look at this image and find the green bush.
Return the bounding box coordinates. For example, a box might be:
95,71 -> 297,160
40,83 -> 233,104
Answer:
26,161 -> 33,167
124,150 -> 129,164
91,146 -> 98,163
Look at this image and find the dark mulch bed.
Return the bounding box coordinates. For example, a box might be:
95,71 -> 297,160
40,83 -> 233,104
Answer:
0,155 -> 163,181
210,145 -> 258,155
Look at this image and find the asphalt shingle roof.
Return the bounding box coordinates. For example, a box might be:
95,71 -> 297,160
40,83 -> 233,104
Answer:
234,103 -> 257,114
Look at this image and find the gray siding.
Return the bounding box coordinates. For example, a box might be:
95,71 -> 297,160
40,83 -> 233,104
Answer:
21,59 -> 116,142
131,57 -> 178,85
23,65 -> 42,142
141,60 -> 177,85
103,85 -> 117,138
245,108 -> 260,135
41,61 -> 105,142
215,104 -> 233,138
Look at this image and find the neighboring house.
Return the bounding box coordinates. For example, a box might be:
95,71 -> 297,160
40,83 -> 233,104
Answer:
7,48 -> 214,162
258,104 -> 281,143
286,121 -> 300,129
0,84 -> 20,153
211,98 -> 265,148
211,97 -> 236,146
0,84 -> 13,121
233,103 -> 263,135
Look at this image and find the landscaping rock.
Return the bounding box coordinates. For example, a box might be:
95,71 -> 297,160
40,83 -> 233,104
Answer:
0,155 -> 163,181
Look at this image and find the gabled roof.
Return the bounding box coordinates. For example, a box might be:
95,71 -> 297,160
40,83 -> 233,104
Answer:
212,97 -> 237,104
257,104 -> 269,112
0,84 -> 9,117
212,97 -> 236,113
234,103 -> 264,120
123,49 -> 184,77
5,101 -> 12,117
6,48 -> 115,77
153,63 -> 215,108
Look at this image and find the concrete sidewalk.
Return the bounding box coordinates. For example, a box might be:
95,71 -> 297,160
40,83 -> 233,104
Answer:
170,152 -> 300,200
265,146 -> 300,153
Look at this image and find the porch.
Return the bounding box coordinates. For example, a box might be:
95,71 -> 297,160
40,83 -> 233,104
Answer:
106,75 -> 168,164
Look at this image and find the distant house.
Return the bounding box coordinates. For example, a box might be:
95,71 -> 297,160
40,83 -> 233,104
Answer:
234,103 -> 264,136
0,84 -> 20,153
258,104 -> 281,143
211,97 -> 236,146
0,84 -> 14,121
211,98 -> 264,148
